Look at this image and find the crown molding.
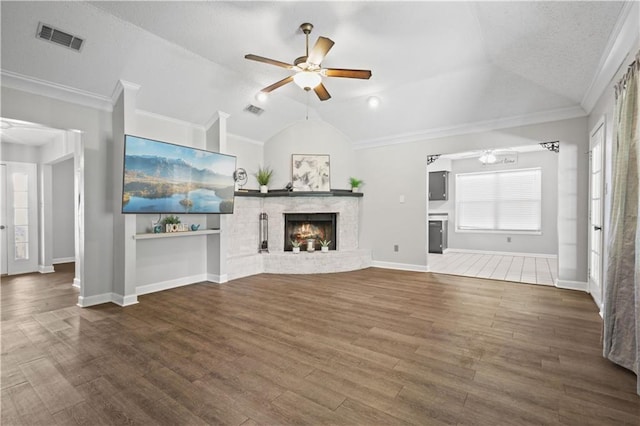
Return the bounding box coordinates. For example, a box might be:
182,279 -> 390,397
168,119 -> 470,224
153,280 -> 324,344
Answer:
204,111 -> 231,130
581,1 -> 640,113
136,109 -> 205,131
111,79 -> 140,104
352,106 -> 587,150
1,69 -> 113,111
228,132 -> 264,146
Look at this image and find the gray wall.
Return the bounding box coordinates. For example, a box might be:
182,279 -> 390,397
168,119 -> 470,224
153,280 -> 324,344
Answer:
440,150 -> 558,255
356,117 -> 589,282
52,157 -> 75,261
1,86 -> 114,300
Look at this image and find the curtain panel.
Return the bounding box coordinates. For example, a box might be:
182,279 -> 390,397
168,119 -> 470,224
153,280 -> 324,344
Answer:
603,50 -> 640,396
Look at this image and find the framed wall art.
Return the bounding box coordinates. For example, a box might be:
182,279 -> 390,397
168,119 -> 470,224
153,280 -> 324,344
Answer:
291,154 -> 331,191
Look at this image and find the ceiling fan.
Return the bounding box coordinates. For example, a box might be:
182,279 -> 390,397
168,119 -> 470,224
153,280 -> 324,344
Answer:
245,23 -> 372,101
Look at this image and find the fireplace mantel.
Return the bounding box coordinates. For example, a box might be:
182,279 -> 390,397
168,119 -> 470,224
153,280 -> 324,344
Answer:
235,189 -> 363,198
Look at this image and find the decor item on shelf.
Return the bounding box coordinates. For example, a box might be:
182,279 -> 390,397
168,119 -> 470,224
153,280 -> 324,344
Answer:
292,154 -> 330,191
244,22 -> 372,101
234,168 -> 248,192
319,239 -> 331,252
291,240 -> 301,253
349,177 -> 363,192
161,215 -> 185,233
254,166 -> 273,193
306,238 -> 316,252
190,224 -> 200,231
259,212 -> 269,252
285,182 -> 293,192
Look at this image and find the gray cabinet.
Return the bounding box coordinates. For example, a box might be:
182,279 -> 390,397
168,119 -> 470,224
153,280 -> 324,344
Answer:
429,171 -> 448,200
428,220 -> 448,253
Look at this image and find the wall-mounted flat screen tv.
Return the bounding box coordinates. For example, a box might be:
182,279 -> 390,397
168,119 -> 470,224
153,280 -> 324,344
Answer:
122,135 -> 236,214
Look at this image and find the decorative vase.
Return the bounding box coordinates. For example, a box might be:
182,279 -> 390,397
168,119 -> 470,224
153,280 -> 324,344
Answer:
321,246 -> 329,253
260,185 -> 268,193
351,187 -> 359,192
306,239 -> 315,252
292,247 -> 300,253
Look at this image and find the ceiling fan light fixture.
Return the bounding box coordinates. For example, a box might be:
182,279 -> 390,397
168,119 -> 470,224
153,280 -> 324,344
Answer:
293,71 -> 322,90
255,91 -> 268,103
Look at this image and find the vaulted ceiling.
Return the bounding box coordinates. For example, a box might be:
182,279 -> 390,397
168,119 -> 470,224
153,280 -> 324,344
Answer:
0,1 -> 627,145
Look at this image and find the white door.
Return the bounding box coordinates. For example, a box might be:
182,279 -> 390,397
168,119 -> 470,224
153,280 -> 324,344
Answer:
1,165 -> 7,274
4,162 -> 38,275
588,121 -> 605,311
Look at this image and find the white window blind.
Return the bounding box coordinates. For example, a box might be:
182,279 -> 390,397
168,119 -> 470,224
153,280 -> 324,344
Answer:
455,168 -> 542,232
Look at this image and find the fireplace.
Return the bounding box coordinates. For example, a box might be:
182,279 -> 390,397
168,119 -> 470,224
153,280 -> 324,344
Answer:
284,213 -> 337,251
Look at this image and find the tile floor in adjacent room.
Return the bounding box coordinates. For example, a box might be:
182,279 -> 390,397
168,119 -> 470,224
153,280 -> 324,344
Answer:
428,251 -> 557,286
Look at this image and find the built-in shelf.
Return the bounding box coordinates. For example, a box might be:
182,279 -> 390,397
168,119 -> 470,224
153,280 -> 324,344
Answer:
235,189 -> 363,197
133,229 -> 221,240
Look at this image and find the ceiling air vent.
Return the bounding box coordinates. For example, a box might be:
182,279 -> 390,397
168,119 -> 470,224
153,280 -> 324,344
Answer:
244,104 -> 265,116
36,22 -> 84,52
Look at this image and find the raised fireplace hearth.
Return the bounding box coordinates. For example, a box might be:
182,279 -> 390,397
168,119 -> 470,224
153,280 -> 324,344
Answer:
226,194 -> 371,278
284,213 -> 337,251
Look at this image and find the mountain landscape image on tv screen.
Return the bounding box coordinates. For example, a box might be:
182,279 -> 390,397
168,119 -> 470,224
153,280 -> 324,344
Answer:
122,135 -> 236,214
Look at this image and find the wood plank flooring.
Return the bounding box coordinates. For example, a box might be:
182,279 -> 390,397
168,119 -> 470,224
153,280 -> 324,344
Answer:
429,252 -> 558,286
2,265 -> 638,425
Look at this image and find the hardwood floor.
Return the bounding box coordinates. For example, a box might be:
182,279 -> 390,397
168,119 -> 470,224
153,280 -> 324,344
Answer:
429,252 -> 558,286
2,266 -> 638,425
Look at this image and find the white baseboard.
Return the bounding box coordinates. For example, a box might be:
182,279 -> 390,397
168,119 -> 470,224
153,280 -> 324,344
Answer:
38,265 -> 55,274
445,248 -> 557,258
77,292 -> 113,307
555,279 -> 588,292
136,274 -> 207,295
72,278 -> 81,289
53,257 -> 75,264
111,293 -> 139,307
371,261 -> 428,273
207,273 -> 228,284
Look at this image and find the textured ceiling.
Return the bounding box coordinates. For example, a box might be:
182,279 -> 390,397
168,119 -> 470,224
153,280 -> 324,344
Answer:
0,1 -> 626,144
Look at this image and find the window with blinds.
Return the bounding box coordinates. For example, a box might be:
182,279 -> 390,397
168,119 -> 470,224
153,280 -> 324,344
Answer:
455,168 -> 542,233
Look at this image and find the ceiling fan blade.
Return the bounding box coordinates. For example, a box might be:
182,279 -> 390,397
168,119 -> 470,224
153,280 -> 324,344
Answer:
314,83 -> 331,101
307,36 -> 334,65
324,68 -> 372,79
261,76 -> 294,93
245,54 -> 295,69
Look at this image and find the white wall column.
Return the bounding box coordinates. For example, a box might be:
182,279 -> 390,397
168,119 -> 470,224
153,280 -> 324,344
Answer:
206,111 -> 230,283
111,80 -> 140,305
38,163 -> 54,273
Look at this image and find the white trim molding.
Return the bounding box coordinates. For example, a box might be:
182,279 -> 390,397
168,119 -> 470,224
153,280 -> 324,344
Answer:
371,261 -> 428,273
38,265 -> 55,274
77,292 -> 112,308
72,278 -> 81,289
353,106 -> 587,150
111,293 -> 139,307
137,274 -> 208,295
555,279 -> 588,292
53,257 -> 75,264
207,273 -> 228,284
1,69 -> 113,111
581,1 -> 640,113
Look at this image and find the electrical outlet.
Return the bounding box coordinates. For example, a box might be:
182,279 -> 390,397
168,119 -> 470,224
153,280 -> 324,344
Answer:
394,244 -> 399,252
507,237 -> 511,243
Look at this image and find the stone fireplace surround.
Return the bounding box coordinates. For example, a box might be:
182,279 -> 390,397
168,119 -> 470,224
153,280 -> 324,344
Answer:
226,191 -> 371,279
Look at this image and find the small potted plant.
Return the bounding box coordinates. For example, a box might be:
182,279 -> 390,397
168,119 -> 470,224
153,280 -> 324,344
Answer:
349,177 -> 364,192
161,215 -> 181,232
255,166 -> 274,193
319,239 -> 331,252
290,240 -> 301,253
